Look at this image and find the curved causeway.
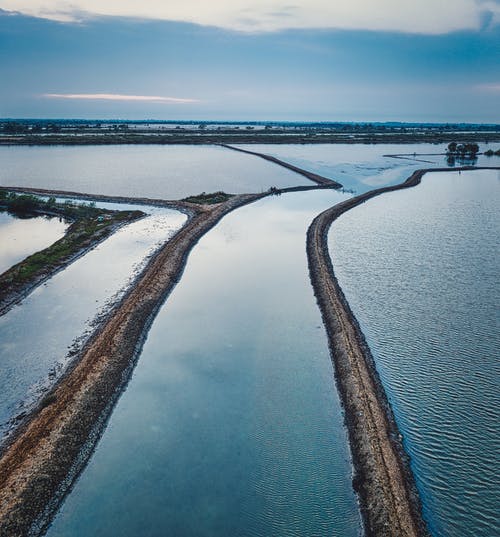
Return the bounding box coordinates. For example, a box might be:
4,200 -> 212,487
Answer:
307,165 -> 500,536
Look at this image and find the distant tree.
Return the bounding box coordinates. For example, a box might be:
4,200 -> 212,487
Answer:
445,141 -> 479,165
446,142 -> 478,157
467,143 -> 479,155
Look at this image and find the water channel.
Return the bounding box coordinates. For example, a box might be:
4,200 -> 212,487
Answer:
46,189 -> 362,537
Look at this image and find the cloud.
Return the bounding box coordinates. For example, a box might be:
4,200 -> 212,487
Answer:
474,83 -> 500,92
42,93 -> 198,103
2,0 -> 499,34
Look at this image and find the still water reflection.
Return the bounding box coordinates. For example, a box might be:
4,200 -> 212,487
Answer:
0,211 -> 68,274
0,145 -> 306,199
47,190 -> 361,537
0,204 -> 186,440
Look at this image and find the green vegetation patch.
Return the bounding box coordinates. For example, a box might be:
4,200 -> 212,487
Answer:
0,191 -> 144,297
0,190 -> 105,219
182,191 -> 234,204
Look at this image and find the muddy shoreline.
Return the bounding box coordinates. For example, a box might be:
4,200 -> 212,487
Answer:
307,166 -> 499,536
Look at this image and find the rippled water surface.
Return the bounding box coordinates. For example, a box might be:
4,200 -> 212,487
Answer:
47,190 -> 361,537
0,204 -> 186,440
237,143 -> 494,193
0,145 -> 305,199
0,211 -> 68,273
330,170 -> 500,536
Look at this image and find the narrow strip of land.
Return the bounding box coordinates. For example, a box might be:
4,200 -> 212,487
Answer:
0,185 -> 198,211
1,132 -> 499,146
384,154 -> 436,163
220,143 -> 342,187
0,190 -> 145,316
307,166 -> 499,537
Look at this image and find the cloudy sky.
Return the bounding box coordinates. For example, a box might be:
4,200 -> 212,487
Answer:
1,1 -> 499,121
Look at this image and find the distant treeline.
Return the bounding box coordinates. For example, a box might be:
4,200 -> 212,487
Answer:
1,119 -> 500,134
446,142 -> 500,158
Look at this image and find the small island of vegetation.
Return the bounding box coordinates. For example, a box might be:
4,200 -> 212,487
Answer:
445,142 -> 481,165
0,190 -> 144,314
446,142 -> 479,157
182,191 -> 234,204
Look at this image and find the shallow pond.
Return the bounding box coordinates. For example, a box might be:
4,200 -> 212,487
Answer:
0,145 -> 306,199
0,211 -> 68,274
236,143 -> 495,193
330,169 -> 499,536
0,203 -> 186,441
46,189 -> 361,537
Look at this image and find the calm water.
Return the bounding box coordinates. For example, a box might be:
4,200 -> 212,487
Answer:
0,204 -> 186,441
237,143 -> 495,193
0,145 -> 306,199
0,211 -> 67,273
47,190 -> 361,537
330,170 -> 500,536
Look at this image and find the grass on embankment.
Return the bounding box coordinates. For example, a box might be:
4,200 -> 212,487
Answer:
0,190 -> 144,296
182,191 -> 234,204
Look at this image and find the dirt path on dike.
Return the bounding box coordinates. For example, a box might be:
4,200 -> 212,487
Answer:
307,166 -> 499,536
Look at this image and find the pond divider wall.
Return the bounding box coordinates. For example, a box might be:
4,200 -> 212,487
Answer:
306,166 -> 499,536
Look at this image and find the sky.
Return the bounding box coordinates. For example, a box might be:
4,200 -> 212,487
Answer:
0,1 -> 499,122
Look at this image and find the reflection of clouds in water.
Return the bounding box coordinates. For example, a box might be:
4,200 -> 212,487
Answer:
0,212 -> 68,273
